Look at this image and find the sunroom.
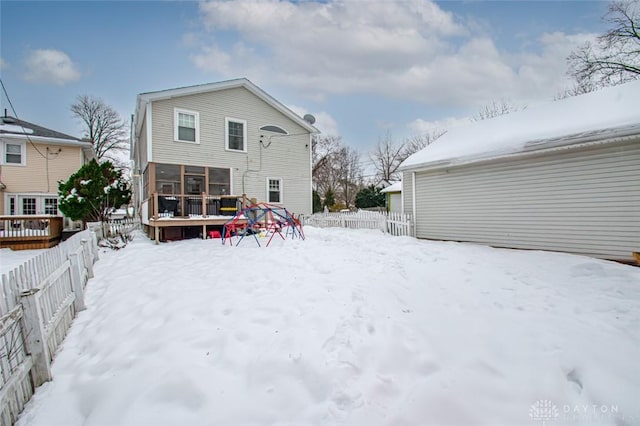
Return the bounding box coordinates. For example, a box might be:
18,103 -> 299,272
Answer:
139,162 -> 246,243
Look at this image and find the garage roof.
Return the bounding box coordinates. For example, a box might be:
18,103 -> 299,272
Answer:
400,80 -> 640,171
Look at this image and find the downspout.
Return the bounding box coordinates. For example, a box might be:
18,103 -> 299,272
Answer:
146,102 -> 153,164
242,135 -> 265,194
309,133 -> 313,214
400,172 -> 404,214
411,171 -> 416,237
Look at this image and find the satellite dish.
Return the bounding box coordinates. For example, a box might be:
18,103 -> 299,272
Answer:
303,114 -> 316,125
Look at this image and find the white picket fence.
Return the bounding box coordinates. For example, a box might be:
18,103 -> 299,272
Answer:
302,210 -> 413,237
0,229 -> 99,426
87,218 -> 141,240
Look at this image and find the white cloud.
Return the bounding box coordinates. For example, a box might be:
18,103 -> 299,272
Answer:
513,32 -> 597,101
24,49 -> 81,85
408,116 -> 470,135
289,104 -> 339,136
0,58 -> 7,70
192,1 -> 464,95
190,1 -> 594,108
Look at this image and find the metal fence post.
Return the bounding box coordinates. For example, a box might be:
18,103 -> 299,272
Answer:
19,288 -> 52,387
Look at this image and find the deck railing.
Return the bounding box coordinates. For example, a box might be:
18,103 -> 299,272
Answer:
0,216 -> 64,250
146,193 -> 242,221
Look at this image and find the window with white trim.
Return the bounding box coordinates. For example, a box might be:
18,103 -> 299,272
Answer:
174,108 -> 199,143
5,194 -> 60,215
22,197 -> 36,215
225,117 -> 247,152
2,141 -> 26,165
267,178 -> 282,204
44,197 -> 58,215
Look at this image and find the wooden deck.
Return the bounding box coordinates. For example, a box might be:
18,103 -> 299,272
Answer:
146,216 -> 247,243
142,193 -> 249,243
0,216 -> 64,250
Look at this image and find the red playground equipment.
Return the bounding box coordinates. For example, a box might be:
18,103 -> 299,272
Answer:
222,202 -> 305,247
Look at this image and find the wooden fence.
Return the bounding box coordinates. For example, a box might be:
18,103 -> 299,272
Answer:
0,228 -> 99,426
302,210 -> 413,237
87,218 -> 141,240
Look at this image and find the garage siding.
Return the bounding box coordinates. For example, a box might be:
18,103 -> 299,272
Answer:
412,140 -> 640,261
402,172 -> 414,215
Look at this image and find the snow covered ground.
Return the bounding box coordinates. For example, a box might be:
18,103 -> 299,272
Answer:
0,248 -> 44,275
15,227 -> 640,426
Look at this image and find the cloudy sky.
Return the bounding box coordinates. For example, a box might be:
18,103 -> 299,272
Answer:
1,0 -> 608,156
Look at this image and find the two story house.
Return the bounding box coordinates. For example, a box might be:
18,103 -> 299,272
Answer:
131,78 -> 318,242
0,114 -> 94,230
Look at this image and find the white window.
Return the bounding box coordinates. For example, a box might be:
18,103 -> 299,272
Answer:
44,197 -> 58,215
174,108 -> 199,144
4,194 -> 62,215
22,197 -> 36,215
8,196 -> 16,215
2,141 -> 26,165
267,178 -> 283,204
225,117 -> 247,152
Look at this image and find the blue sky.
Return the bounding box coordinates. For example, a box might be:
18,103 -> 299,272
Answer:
1,0 -> 609,158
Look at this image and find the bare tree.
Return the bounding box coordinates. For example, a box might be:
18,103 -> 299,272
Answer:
312,135 -> 342,200
370,132 -> 406,183
471,99 -> 520,122
370,129 -> 446,184
71,95 -> 129,167
312,135 -> 341,176
334,146 -> 362,209
568,0 -> 640,87
402,129 -> 446,158
311,135 -> 364,208
553,80 -> 597,100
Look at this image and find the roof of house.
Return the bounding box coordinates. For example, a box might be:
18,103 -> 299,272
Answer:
0,116 -> 88,145
400,80 -> 640,172
380,181 -> 402,193
134,78 -> 319,136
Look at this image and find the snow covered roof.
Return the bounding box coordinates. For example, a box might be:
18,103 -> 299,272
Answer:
380,181 -> 402,193
400,80 -> 640,171
134,78 -> 319,136
0,115 -> 88,146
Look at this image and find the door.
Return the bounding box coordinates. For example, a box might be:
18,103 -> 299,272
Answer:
5,194 -> 60,215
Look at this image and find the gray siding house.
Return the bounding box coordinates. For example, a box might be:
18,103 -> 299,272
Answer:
131,78 -> 318,241
400,80 -> 640,262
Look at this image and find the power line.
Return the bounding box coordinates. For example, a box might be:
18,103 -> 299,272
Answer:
1,77 -> 63,192
0,77 -> 50,160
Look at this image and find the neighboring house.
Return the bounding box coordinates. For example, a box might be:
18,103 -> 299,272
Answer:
0,114 -> 94,229
131,78 -> 318,241
380,181 -> 402,213
400,80 -> 640,262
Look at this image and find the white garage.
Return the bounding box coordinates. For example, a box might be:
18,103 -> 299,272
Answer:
400,81 -> 640,262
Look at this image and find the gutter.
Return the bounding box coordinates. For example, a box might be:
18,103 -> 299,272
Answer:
400,127 -> 640,174
0,133 -> 92,147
